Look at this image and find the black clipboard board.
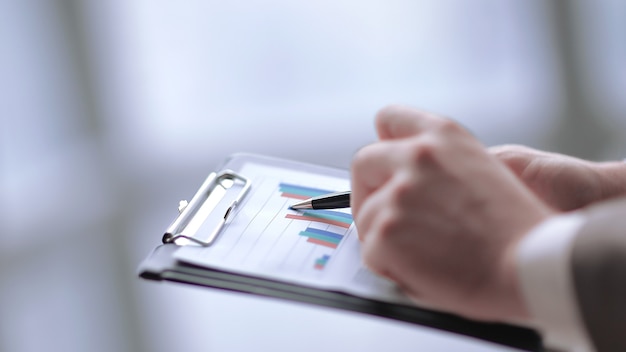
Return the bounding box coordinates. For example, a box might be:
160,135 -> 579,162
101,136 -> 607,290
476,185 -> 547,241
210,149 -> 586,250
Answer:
138,153 -> 543,351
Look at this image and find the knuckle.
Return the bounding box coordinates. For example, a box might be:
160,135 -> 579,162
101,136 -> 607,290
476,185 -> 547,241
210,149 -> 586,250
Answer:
407,139 -> 437,165
435,118 -> 464,135
376,104 -> 405,123
389,176 -> 415,204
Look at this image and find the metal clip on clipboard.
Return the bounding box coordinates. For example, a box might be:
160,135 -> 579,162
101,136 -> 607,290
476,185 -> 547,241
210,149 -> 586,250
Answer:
162,170 -> 251,246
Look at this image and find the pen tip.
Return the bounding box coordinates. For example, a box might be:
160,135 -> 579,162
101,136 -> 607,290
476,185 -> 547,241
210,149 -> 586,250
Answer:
289,199 -> 311,210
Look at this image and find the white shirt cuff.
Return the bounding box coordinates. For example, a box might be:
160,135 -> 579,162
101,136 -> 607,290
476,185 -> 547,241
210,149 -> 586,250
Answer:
516,213 -> 595,352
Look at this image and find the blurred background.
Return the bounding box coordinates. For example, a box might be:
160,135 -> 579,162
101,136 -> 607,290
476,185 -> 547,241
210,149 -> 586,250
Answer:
1,1 -> 625,351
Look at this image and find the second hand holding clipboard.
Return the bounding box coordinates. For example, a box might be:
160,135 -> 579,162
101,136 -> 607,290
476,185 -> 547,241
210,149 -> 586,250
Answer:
138,153 -> 542,351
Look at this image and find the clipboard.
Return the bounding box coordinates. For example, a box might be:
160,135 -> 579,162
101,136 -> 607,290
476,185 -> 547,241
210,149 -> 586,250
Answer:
138,153 -> 543,351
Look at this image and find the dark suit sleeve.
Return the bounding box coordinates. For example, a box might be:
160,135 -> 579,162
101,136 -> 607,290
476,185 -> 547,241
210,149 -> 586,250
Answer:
571,197 -> 626,351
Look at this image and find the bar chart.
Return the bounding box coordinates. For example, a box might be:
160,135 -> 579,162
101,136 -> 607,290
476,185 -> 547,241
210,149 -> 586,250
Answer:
279,182 -> 354,271
286,210 -> 352,228
314,254 -> 331,270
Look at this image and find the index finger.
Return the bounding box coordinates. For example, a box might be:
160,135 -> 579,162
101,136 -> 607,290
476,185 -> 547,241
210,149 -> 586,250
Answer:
350,140 -> 406,222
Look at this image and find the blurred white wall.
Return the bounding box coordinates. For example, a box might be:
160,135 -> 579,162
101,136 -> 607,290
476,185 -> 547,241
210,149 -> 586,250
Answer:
84,0 -> 563,170
1,1 -> 624,352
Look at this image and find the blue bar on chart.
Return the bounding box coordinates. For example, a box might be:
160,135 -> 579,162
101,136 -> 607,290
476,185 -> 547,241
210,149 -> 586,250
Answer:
286,209 -> 353,228
299,227 -> 343,249
314,254 -> 331,270
278,183 -> 333,200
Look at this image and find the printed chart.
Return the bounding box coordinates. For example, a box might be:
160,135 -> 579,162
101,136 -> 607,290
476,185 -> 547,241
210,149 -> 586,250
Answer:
234,181 -> 355,274
280,183 -> 353,253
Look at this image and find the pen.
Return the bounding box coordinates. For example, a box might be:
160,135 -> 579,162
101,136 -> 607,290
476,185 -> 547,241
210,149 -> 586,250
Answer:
289,191 -> 351,210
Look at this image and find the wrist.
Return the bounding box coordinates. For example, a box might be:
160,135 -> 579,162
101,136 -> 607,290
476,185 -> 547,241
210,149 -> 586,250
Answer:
495,205 -> 556,321
497,238 -> 532,320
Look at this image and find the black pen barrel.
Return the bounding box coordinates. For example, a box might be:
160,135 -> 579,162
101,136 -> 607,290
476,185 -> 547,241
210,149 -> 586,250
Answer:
311,192 -> 351,209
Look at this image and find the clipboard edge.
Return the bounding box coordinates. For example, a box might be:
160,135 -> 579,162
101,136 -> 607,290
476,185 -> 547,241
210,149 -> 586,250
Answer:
138,245 -> 543,352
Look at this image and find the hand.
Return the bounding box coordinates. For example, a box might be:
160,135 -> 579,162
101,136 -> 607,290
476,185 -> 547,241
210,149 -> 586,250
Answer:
491,145 -> 626,211
350,106 -> 555,321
